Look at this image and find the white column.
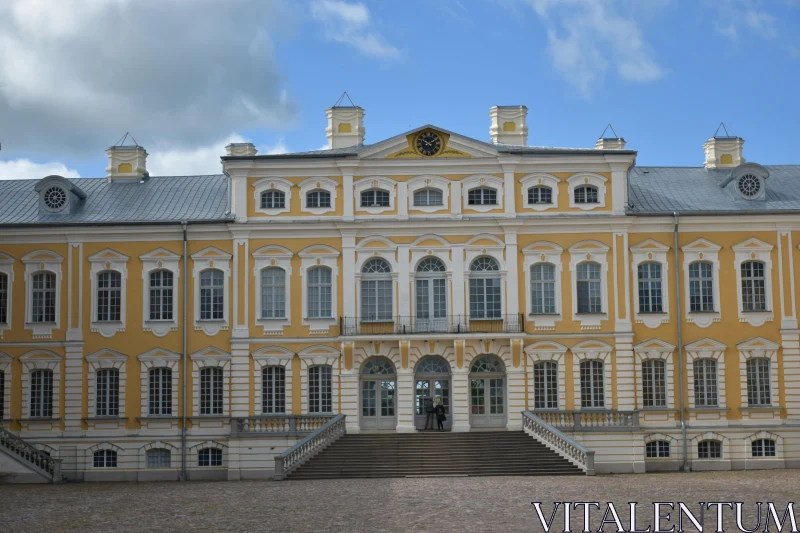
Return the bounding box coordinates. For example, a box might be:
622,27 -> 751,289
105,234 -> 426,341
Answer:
230,341 -> 251,418
782,331 -> 800,422
398,245 -> 410,318
451,244 -> 465,317
451,181 -> 462,218
506,367 -> 525,430
451,368 -> 470,432
342,173 -> 354,221
396,368 -> 415,432
504,230 -> 519,316
614,333 -> 636,411
397,181 -> 408,220
340,371 -> 360,433
503,167 -> 516,217
63,338 -> 84,436
342,233 -> 356,318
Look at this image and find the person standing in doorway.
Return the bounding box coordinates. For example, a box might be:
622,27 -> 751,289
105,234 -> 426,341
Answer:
434,398 -> 446,431
424,396 -> 435,430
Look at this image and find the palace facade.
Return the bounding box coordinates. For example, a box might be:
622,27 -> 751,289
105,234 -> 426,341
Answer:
1,103 -> 800,481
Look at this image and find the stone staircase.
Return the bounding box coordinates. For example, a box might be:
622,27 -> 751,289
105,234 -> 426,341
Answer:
287,431 -> 583,479
0,427 -> 62,484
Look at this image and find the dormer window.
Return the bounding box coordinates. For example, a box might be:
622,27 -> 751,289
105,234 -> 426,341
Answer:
737,174 -> 760,198
43,186 -> 68,211
726,163 -> 769,201
34,175 -> 87,216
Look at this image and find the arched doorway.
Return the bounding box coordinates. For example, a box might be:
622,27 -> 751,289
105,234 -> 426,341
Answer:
469,355 -> 506,428
414,356 -> 452,430
360,357 -> 397,430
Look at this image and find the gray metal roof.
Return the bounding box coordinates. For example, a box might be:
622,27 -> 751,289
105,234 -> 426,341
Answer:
628,165 -> 800,214
0,175 -> 231,225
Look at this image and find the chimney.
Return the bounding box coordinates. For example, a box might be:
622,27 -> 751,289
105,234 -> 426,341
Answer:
489,105 -> 528,145
105,135 -> 148,182
704,124 -> 745,168
594,124 -> 626,150
326,92 -> 365,149
226,142 -> 258,156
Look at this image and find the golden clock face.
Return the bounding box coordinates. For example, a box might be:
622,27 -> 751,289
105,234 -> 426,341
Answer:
415,131 -> 443,156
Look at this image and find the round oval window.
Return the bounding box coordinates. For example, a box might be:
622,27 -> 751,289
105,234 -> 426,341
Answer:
737,174 -> 760,198
43,186 -> 67,210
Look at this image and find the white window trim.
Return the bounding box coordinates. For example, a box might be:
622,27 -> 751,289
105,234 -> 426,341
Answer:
643,433 -> 677,460
22,250 -> 63,339
86,442 -> 122,469
409,247 -> 452,321
356,237 -> 399,321
299,177 -> 338,216
520,173 -> 560,212
19,349 -> 61,420
737,337 -> 780,410
568,241 -> 610,330
633,339 -> 675,410
525,341 -> 567,411
191,246 -> 232,336
681,239 -> 722,328
684,338 -> 727,410
630,239 -> 671,329
140,248 -> 181,337
252,346 -> 294,415
691,432 -> 729,460
191,440 -> 227,467
0,351 -> 12,422
732,238 -> 774,327
355,176 -> 396,215
252,245 -> 293,335
140,441 -> 179,470
298,346 -> 340,414
252,177 -> 293,216
190,347 -> 231,417
746,431 -> 783,459
464,235 -> 507,321
461,174 -> 503,213
138,348 -> 181,419
0,253 -> 14,338
567,173 -> 607,210
571,341 -> 613,410
86,349 -> 128,420
88,249 -> 129,338
299,245 -> 340,334
522,242 -> 563,331
407,175 -> 450,214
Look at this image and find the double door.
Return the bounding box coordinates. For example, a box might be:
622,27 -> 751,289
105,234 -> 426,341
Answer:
469,377 -> 506,428
414,378 -> 451,430
360,379 -> 396,430
415,278 -> 448,332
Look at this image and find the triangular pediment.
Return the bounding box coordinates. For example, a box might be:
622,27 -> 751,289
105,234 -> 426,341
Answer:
736,337 -> 780,351
86,349 -> 128,362
732,238 -> 774,252
682,238 -> 721,252
190,246 -> 232,260
298,244 -> 340,258
569,240 -> 610,253
525,341 -> 568,354
22,250 -> 63,264
138,348 -> 181,362
252,245 -> 293,258
140,248 -> 181,261
190,346 -> 232,361
634,338 -> 676,353
685,338 -> 727,351
523,241 -> 564,254
630,239 -> 670,252
358,125 -> 498,159
88,248 -> 129,262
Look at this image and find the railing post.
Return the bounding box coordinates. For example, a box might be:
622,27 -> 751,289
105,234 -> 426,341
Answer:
572,412 -> 581,432
274,456 -> 285,480
52,459 -> 63,483
289,416 -> 298,436
585,451 -> 596,476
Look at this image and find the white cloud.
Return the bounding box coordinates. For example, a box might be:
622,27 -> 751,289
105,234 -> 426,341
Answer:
0,0 -> 297,159
311,0 -> 401,58
710,1 -> 779,40
0,159 -> 82,181
523,0 -> 665,96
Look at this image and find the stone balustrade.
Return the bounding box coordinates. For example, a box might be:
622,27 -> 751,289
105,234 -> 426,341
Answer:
522,411 -> 595,475
532,410 -> 640,432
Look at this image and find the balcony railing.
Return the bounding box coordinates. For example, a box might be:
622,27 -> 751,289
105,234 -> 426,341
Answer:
339,314 -> 524,336
231,414 -> 337,438
532,410 -> 640,432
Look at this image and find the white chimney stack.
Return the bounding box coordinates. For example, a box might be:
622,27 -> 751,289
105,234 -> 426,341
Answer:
489,105 -> 528,146
106,142 -> 148,182
226,142 -> 258,156
326,105 -> 365,149
704,136 -> 745,168
594,137 -> 627,150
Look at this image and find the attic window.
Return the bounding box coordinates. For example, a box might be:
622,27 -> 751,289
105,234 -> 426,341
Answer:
737,174 -> 761,198
43,186 -> 67,211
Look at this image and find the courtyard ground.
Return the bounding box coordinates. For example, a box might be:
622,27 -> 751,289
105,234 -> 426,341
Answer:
0,470 -> 797,532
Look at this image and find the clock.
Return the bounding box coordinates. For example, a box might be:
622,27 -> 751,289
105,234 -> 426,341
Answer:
415,131 -> 443,156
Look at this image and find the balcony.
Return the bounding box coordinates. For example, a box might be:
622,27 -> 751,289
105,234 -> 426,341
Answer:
339,314 -> 524,336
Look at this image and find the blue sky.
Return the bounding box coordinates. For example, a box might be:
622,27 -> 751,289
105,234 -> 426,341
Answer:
1,0 -> 799,179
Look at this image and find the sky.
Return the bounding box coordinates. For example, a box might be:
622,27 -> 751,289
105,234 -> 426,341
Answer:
0,0 -> 799,180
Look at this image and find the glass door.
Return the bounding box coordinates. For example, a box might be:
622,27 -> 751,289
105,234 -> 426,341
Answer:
469,377 -> 506,428
415,278 -> 448,332
414,378 -> 451,430
361,379 -> 397,430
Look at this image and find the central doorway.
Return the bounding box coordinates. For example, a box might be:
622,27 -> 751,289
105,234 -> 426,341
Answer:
469,355 -> 507,428
360,358 -> 397,430
414,355 -> 452,430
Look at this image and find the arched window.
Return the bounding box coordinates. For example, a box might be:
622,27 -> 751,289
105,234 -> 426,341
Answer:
415,257 -> 447,321
741,261 -> 766,312
361,189 -> 390,208
146,448 -> 171,469
468,187 -> 497,206
638,263 -> 663,313
200,367 -> 223,415
30,369 -> 53,418
751,438 -> 776,457
361,359 -> 395,375
528,186 -> 552,205
693,358 -> 718,407
199,269 -> 224,320
260,267 -> 286,319
574,185 -> 598,204
260,190 -> 285,209
645,440 -> 670,458
96,368 -> 119,417
471,355 -> 504,373
697,439 -> 722,459
262,366 -> 286,414
0,272 -> 8,324
642,360 -> 666,407
31,271 -> 57,323
469,257 -> 501,319
96,271 -> 122,322
148,270 -> 174,321
576,262 -> 602,314
579,360 -> 604,408
530,263 -> 556,314
414,188 -> 443,207
306,189 -> 331,209
307,266 -> 333,318
198,448 -> 222,467
148,367 -> 172,416
308,365 -> 333,414
361,258 -> 392,321
689,261 -> 714,312
93,449 -> 117,468
416,356 -> 450,374
532,361 -> 558,409
746,358 -> 771,406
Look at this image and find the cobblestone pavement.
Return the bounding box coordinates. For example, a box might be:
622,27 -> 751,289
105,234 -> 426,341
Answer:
0,470 -> 797,532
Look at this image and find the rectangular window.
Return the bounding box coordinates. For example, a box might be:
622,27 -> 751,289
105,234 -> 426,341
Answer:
149,270 -> 174,321
30,369 -> 53,418
260,191 -> 285,209
96,271 -> 121,322
645,441 -> 670,458
746,358 -> 771,406
697,440 -> 722,459
533,361 -> 558,410
306,190 -> 331,208
260,268 -> 286,319
693,358 -> 718,407
361,189 -> 390,207
0,273 -> 7,324
95,368 -> 119,417
467,187 -> 497,206
469,277 -> 502,319
638,263 -> 663,313
580,360 -> 604,408
200,269 -> 224,320
642,359 -> 667,408
531,264 -> 556,314
93,450 -> 117,468
200,367 -> 224,415
689,262 -> 714,312
576,263 -> 602,314
574,186 -> 598,204
198,448 -> 222,467
308,365 -> 332,414
528,186 -> 552,205
741,261 -> 767,312
262,366 -> 286,414
148,367 -> 172,416
31,272 -> 56,323
414,188 -> 443,206
360,280 -> 393,321
752,439 -> 776,458
146,448 -> 171,469
307,267 -> 332,318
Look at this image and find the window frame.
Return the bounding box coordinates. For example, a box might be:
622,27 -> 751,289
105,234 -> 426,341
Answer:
19,350 -> 61,425
567,173 -> 607,210
147,367 -> 173,417
260,189 -> 286,210
732,239 -> 774,326
630,240 -> 670,329
681,239 -> 721,328
190,348 -> 231,417
146,448 -> 172,469
532,360 -> 559,410
685,339 -> 728,413
95,367 -> 120,418
461,175 -> 504,213
29,368 -> 54,418
252,348 -> 293,415
360,258 -> 394,322
467,187 -> 498,207
697,439 -> 723,459
575,261 -> 603,315
520,174 -> 560,212
407,175 -> 450,214
360,188 -> 391,208
259,267 -> 287,320
745,357 -> 772,407
413,187 -> 444,207
645,440 -> 671,459
0,353 -> 10,422
308,364 -> 333,414
22,250 -> 63,339
86,349 -> 128,427
568,241 -> 609,329
579,359 -> 605,409
0,253 -> 13,336
93,449 -> 118,468
468,256 -> 502,320
306,189 -> 332,209
252,178 -> 292,215
199,366 -> 224,416
737,337 -> 780,414
571,342 -> 612,411
197,447 -> 223,467
141,248 -> 181,337
138,349 -> 181,423
261,365 -> 286,414
191,247 -> 232,337
88,249 -> 129,338
751,438 -> 776,458
354,176 -> 396,215
299,245 -> 340,334
299,177 -> 338,215
252,245 -> 292,335
530,263 -> 557,315
522,243 -> 563,330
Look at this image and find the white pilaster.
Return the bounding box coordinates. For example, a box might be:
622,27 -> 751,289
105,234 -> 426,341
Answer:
503,166 -> 516,217
782,330 -> 800,422
450,181 -> 462,218
451,244 -> 465,316
230,341 -> 251,418
63,340 -> 84,436
451,368 -> 470,432
343,173 -> 354,222
340,372 -> 360,433
397,181 -> 408,220
342,233 -> 357,318
504,231 -> 519,315
614,333 -> 635,411
506,368 -> 525,431
396,368 -> 415,432
398,245 -> 410,317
